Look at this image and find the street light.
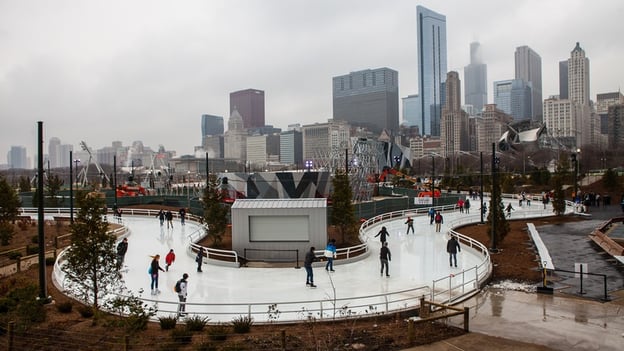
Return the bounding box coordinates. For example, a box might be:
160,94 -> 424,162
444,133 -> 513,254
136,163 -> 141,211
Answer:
187,170 -> 191,209
73,158 -> 81,185
305,160 -> 313,172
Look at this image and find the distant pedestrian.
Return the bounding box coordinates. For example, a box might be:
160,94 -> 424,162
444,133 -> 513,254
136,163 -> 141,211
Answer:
447,235 -> 461,268
195,247 -> 204,272
165,249 -> 176,271
157,209 -> 165,226
434,211 -> 443,233
304,246 -> 318,287
405,217 -> 414,235
116,238 -> 128,270
380,242 -> 391,277
324,239 -> 336,272
428,208 -> 436,225
457,198 -> 465,213
505,203 -> 514,218
374,226 -> 390,244
481,202 -> 487,215
149,254 -> 166,295
464,198 -> 471,214
179,208 -> 186,226
176,273 -> 189,317
166,210 -> 174,229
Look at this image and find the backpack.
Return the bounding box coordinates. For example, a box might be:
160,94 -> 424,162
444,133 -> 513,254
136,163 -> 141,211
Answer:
174,279 -> 182,293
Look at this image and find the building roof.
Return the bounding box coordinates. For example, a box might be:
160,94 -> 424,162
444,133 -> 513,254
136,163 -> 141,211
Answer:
231,198 -> 327,209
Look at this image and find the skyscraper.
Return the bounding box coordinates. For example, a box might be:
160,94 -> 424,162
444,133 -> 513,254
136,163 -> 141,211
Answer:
8,146 -> 28,169
568,42 -> 590,106
48,137 -> 61,168
417,5 -> 447,136
201,114 -> 224,137
493,79 -> 532,122
332,67 -> 399,134
440,71 -> 469,172
464,42 -> 488,113
514,46 -> 542,121
229,89 -> 265,129
559,61 -> 569,99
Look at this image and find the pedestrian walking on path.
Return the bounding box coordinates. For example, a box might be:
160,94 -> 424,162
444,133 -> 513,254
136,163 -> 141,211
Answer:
379,242 -> 391,277
375,226 -> 390,244
165,249 -> 176,271
304,247 -> 318,287
405,217 -> 414,234
447,235 -> 461,268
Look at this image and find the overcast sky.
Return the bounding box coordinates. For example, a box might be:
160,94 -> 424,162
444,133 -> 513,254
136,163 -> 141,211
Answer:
1,0 -> 623,165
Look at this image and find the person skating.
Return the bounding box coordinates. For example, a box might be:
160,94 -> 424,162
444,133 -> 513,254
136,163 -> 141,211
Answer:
166,210 -> 174,229
195,247 -> 204,272
447,235 -> 461,268
304,246 -> 318,287
324,239 -> 336,272
374,226 -> 390,244
157,209 -> 165,226
116,237 -> 128,270
149,254 -> 166,295
434,211 -> 443,233
405,217 -> 414,235
165,249 -> 176,271
179,208 -> 186,226
505,203 -> 514,218
380,242 -> 391,277
176,273 -> 189,317
464,198 -> 471,214
428,207 -> 436,225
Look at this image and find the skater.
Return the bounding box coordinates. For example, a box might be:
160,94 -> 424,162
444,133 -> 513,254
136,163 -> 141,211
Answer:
447,235 -> 461,268
157,209 -> 165,226
457,198 -> 464,213
304,246 -> 318,287
380,242 -> 391,277
149,254 -> 166,295
179,208 -> 186,226
116,238 -> 128,270
374,226 -> 390,244
505,203 -> 514,218
405,217 -> 414,235
166,210 -> 174,229
434,211 -> 443,233
428,207 -> 436,225
195,247 -> 204,272
464,198 -> 471,214
324,239 -> 336,272
165,249 -> 176,271
176,273 -> 189,317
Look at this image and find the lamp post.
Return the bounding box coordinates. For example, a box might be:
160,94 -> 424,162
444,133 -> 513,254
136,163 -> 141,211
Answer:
187,170 -> 191,209
431,155 -> 435,207
305,160 -> 313,172
73,158 -> 80,186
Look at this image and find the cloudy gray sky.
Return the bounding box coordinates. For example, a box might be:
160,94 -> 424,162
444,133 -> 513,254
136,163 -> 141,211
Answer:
1,0 -> 623,165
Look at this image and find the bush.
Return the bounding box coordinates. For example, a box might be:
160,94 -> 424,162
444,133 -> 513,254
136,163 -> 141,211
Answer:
0,222 -> 14,246
231,315 -> 253,333
195,342 -> 218,351
159,315 -> 178,330
207,323 -> 228,341
45,257 -> 56,266
77,305 -> 94,318
170,328 -> 194,345
185,315 -> 209,332
26,245 -> 39,255
31,235 -> 39,244
7,251 -> 22,260
56,301 -> 73,313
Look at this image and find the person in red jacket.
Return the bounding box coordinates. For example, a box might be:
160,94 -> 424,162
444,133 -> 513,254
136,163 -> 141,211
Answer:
165,249 -> 176,272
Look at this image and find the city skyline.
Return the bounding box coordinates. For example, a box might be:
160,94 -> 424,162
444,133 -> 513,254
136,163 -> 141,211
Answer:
1,0 -> 623,163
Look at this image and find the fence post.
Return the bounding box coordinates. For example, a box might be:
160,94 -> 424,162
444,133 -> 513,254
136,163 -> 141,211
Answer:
463,307 -> 470,332
419,296 -> 429,318
281,329 -> 286,351
407,319 -> 415,344
16,256 -> 21,273
123,335 -> 129,351
8,321 -> 15,351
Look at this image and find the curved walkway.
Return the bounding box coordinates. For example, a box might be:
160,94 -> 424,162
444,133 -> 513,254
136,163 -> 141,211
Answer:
53,198 -> 559,323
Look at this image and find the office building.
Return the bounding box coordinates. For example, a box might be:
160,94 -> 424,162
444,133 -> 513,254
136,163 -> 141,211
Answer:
201,114 -> 224,137
515,46 -> 543,121
568,42 -> 590,106
8,146 -> 28,169
607,104 -> 624,150
280,130 -> 303,167
559,61 -> 569,99
543,97 -> 581,149
493,79 -> 532,121
332,67 -> 399,134
440,72 -> 469,172
597,92 -> 624,134
224,108 -> 247,162
203,135 -> 224,159
476,105 -> 513,153
301,120 -> 350,167
229,89 -> 265,129
417,5 -> 447,136
402,94 -> 420,127
464,42 -> 488,113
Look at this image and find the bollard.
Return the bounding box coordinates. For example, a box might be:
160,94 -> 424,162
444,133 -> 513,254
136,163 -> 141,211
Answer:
463,307 -> 470,332
281,329 -> 286,350
123,335 -> 129,351
8,321 -> 15,351
408,319 -> 415,344
419,296 -> 429,318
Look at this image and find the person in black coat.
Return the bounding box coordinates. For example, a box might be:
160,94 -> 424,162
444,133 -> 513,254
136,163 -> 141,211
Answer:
380,242 -> 391,277
304,247 -> 318,287
116,238 -> 128,270
375,226 -> 389,244
447,235 -> 461,268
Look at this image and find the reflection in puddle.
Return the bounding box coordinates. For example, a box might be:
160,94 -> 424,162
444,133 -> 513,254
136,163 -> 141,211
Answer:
490,288 -> 504,317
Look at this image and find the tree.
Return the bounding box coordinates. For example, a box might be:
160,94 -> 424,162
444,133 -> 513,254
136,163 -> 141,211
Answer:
0,175 -> 21,223
551,160 -> 568,216
18,176 -> 31,193
202,175 -> 229,247
603,168 -> 620,192
45,174 -> 65,207
63,191 -> 122,310
330,170 -> 356,244
486,171 -> 509,245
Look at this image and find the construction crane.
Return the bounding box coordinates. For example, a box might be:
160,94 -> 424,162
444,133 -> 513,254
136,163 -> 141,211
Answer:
77,141 -> 111,188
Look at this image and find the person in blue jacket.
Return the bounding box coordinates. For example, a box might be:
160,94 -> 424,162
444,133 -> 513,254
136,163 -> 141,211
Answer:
324,239 -> 337,272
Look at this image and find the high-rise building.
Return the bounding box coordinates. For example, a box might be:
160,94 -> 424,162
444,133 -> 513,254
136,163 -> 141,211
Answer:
543,97 -> 582,149
8,146 -> 28,169
476,105 -> 513,153
224,108 -> 247,162
301,120 -> 350,167
493,79 -> 532,121
514,46 -> 542,121
559,61 -> 569,99
597,92 -> 624,134
280,130 -> 303,167
607,104 -> 624,150
229,89 -> 265,129
440,71 -> 469,172
332,67 -> 399,134
417,5 -> 447,137
464,42 -> 487,113
402,94 -> 420,128
201,114 -> 224,138
568,42 -> 590,106
48,137 -> 61,168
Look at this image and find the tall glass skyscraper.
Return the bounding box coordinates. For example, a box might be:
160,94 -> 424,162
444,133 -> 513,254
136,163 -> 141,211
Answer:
201,114 -> 224,137
514,46 -> 542,121
229,89 -> 265,129
464,42 -> 487,113
417,5 -> 447,136
493,79 -> 532,122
